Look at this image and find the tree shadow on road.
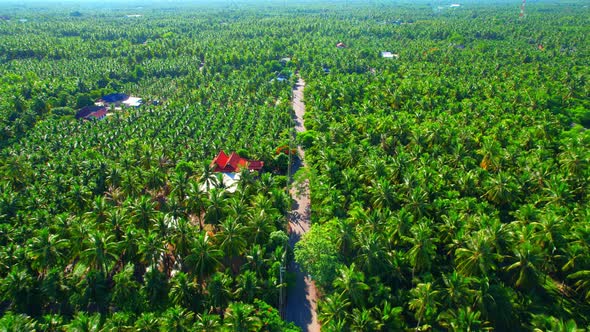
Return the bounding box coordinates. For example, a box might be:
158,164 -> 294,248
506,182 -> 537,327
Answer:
286,256 -> 314,329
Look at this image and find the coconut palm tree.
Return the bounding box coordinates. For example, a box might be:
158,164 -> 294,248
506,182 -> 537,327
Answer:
483,172 -> 519,208
368,177 -> 398,210
455,230 -> 498,277
226,196 -> 249,224
353,230 -> 389,277
349,307 -> 382,331
168,217 -> 195,265
106,207 -> 130,241
438,306 -> 491,332
186,180 -> 206,229
0,183 -> 19,220
1,267 -> 35,314
84,195 -> 110,225
332,215 -> 356,259
243,244 -> 267,279
169,271 -> 200,310
205,188 -> 226,225
107,311 -> 135,329
333,263 -> 370,307
473,277 -> 517,330
374,301 -> 405,331
80,231 -> 119,275
169,167 -> 192,202
318,293 -> 350,328
185,232 -> 222,284
440,271 -> 475,308
64,312 -> 102,332
247,207 -> 275,245
504,241 -> 544,290
138,231 -> 165,270
197,161 -> 217,192
217,217 -> 247,272
386,207 -> 414,246
130,195 -> 158,232
568,269 -> 590,301
141,267 -> 169,310
408,282 -> 440,329
160,305 -> 195,332
532,315 -> 585,332
37,313 -> 64,332
477,136 -> 503,172
206,271 -> 232,313
404,186 -> 430,219
112,263 -> 141,312
134,312 -> 159,332
26,228 -> 68,276
234,270 -> 260,302
194,314 -> 221,332
223,302 -> 262,332
406,220 -> 437,278
120,225 -> 140,265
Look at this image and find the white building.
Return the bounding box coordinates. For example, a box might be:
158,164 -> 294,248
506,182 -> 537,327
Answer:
381,51 -> 399,59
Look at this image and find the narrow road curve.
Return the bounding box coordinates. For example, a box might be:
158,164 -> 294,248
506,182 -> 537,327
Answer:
286,77 -> 320,332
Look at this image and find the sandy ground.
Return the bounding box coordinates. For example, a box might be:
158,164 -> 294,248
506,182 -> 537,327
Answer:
285,78 -> 321,332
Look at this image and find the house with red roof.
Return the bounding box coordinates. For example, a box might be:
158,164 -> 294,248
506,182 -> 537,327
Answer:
211,150 -> 264,173
76,105 -> 108,120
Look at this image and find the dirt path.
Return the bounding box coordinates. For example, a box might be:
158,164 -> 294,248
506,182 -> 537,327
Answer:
285,77 -> 320,332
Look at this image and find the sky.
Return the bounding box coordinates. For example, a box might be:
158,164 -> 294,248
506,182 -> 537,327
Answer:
0,0 -> 533,4
0,0 -> 577,11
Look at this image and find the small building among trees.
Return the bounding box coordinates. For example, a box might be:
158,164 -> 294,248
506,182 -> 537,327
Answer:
96,93 -> 143,108
381,51 -> 399,59
211,150 -> 264,173
75,105 -> 108,120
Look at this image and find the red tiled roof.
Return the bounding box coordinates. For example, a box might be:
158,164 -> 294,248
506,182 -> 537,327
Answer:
227,152 -> 247,170
248,161 -> 264,171
213,150 -> 229,167
211,150 -> 264,173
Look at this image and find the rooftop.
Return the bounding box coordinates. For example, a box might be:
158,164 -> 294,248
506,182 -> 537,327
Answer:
123,97 -> 143,107
76,105 -> 108,120
211,150 -> 264,173
381,51 -> 399,59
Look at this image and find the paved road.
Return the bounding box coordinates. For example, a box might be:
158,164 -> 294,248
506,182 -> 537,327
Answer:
285,78 -> 321,332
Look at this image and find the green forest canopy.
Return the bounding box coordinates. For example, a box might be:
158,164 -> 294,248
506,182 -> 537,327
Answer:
0,0 -> 589,331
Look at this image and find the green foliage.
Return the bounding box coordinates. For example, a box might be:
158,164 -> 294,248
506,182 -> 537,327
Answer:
0,1 -> 588,330
568,106 -> 590,127
296,130 -> 316,149
49,106 -> 76,118
252,299 -> 300,332
75,94 -> 94,109
294,224 -> 340,288
293,1 -> 590,330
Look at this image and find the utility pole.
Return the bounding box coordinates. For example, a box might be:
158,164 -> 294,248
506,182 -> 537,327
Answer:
279,265 -> 286,318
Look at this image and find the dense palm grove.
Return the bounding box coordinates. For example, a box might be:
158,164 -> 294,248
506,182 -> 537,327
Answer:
0,0 -> 589,331
295,2 -> 590,332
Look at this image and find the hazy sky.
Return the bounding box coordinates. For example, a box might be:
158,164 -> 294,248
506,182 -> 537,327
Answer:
0,0 -> 524,4
0,0 -> 576,11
